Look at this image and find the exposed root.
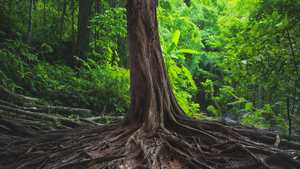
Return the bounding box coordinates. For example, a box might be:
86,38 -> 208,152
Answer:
125,128 -> 144,146
1,115 -> 300,169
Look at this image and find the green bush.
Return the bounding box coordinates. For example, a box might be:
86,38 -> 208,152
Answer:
27,57 -> 130,113
0,37 -> 130,114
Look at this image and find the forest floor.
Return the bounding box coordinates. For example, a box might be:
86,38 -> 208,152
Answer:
1,85 -> 300,169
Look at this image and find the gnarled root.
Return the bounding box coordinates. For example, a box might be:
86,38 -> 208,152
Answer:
1,116 -> 300,169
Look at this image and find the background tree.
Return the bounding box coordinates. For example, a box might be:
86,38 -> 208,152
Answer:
74,0 -> 95,64
27,0 -> 34,44
57,0 -> 67,60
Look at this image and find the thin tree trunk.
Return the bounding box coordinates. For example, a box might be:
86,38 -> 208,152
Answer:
1,0 -> 4,17
43,1 -> 46,41
57,0 -> 67,61
258,83 -> 261,109
71,0 -> 75,47
94,0 -> 102,53
74,0 -> 95,64
292,79 -> 297,115
253,83 -> 256,108
287,96 -> 292,135
286,29 -> 300,84
27,0 -> 34,44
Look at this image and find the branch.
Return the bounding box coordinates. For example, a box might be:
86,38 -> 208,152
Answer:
286,29 -> 300,83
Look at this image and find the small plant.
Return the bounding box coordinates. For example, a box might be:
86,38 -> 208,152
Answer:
68,114 -> 75,119
229,96 -> 288,131
201,80 -> 234,117
207,105 -> 218,117
192,111 -> 207,120
56,121 -> 62,127
56,113 -> 63,117
114,102 -> 125,114
105,118 -> 112,124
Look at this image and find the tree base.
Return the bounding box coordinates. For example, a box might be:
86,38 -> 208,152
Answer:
1,117 -> 300,169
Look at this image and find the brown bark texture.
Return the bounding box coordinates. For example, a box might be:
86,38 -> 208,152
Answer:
57,0 -> 67,61
74,0 -> 95,62
1,0 -> 300,168
27,0 -> 34,44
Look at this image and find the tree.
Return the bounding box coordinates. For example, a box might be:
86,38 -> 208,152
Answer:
74,0 -> 95,63
57,0 -> 68,61
1,0 -> 300,168
57,0 -> 67,61
27,0 -> 34,44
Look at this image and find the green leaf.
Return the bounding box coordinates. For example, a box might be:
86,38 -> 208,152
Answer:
224,76 -> 232,83
182,66 -> 197,91
245,102 -> 252,109
176,49 -> 199,54
172,30 -> 180,46
228,99 -> 245,105
228,100 -> 240,105
261,110 -> 272,114
167,43 -> 176,55
282,12 -> 289,28
176,54 -> 185,60
238,109 -> 248,112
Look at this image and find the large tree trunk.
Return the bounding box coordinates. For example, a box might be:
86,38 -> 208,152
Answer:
1,0 -> 300,168
122,0 -> 176,132
121,0 -> 220,143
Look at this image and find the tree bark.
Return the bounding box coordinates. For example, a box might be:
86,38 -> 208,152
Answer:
120,0 -> 193,135
57,0 -> 67,61
27,0 -> 34,44
74,0 -> 95,64
71,0 -> 75,46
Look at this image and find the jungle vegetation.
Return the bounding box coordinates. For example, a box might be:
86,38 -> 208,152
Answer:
1,0 -> 299,134
0,0 -> 300,168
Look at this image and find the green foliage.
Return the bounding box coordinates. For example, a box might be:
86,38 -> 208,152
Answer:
56,121 -> 62,128
56,113 -> 63,117
207,105 -> 218,116
200,0 -> 300,134
89,7 -> 127,66
201,79 -> 237,117
208,86 -> 290,132
159,28 -> 200,117
239,102 -> 288,132
0,38 -> 36,91
68,114 -> 75,119
26,57 -> 131,113
0,36 -> 130,114
201,79 -> 214,100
